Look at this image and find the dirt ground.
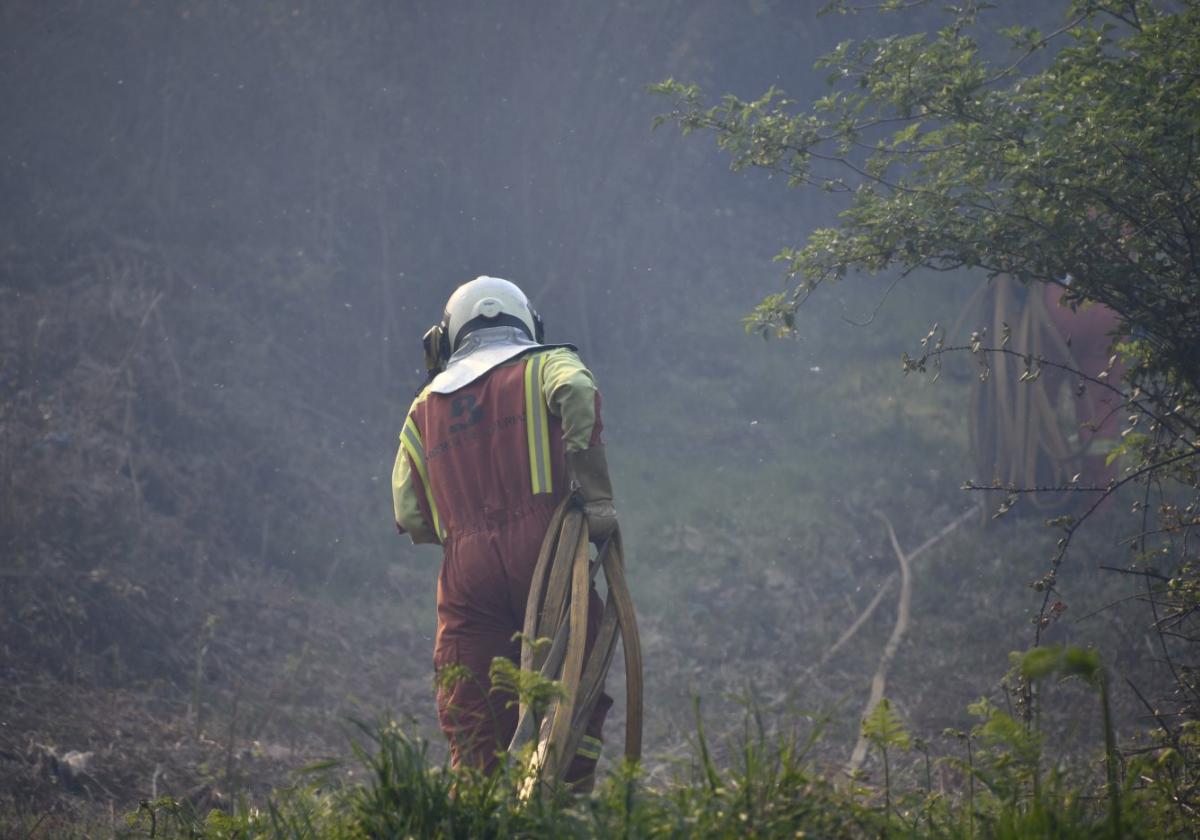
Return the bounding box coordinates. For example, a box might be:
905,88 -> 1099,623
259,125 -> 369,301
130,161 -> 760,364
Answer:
0,567 -> 445,834
1,500 -> 1167,835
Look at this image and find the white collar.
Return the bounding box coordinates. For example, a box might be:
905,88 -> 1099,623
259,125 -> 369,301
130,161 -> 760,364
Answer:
427,327 -> 571,394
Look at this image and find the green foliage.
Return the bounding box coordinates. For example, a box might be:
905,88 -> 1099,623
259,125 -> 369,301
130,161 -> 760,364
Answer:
488,643 -> 566,718
861,698 -> 910,825
345,718 -> 519,840
863,697 -> 911,754
116,690 -> 1200,839
962,697 -> 1045,806
1125,719 -> 1200,837
1017,645 -> 1101,684
659,705 -> 865,838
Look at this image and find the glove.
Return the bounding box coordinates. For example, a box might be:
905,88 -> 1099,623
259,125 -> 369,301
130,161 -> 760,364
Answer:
565,444 -> 617,545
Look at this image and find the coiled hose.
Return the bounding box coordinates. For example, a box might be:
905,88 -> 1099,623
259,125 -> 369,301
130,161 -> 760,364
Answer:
962,275 -> 1095,509
507,493 -> 643,788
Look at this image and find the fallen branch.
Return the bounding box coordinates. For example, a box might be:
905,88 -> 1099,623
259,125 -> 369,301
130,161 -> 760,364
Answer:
845,512 -> 913,778
843,508 -> 976,779
821,507 -> 976,670
819,574 -> 896,670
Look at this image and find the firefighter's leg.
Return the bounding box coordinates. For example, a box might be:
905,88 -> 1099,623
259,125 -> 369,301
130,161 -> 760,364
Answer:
435,630 -> 520,773
563,690 -> 613,791
435,528 -> 522,773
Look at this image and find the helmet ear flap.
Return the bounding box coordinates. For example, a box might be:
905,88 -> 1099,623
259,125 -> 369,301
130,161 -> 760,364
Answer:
422,323 -> 451,374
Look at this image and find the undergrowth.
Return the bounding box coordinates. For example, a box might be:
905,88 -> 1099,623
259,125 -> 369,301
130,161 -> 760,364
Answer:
109,646 -> 1196,839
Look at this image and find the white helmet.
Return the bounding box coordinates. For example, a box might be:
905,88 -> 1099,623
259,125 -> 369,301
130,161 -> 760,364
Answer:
443,275 -> 542,350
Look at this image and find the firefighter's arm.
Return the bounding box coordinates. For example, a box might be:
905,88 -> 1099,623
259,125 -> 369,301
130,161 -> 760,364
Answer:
540,348 -> 616,542
391,437 -> 440,545
540,348 -> 602,452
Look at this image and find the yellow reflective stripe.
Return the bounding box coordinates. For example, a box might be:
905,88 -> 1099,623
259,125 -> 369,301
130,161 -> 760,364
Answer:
524,353 -> 553,495
400,417 -> 445,540
576,735 -> 602,760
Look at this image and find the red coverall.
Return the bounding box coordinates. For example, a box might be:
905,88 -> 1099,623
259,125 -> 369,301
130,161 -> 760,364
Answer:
392,347 -> 611,778
1042,284 -> 1126,485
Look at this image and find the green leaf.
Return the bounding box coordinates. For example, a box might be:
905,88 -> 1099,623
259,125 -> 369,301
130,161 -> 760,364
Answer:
1018,645 -> 1101,683
1018,646 -> 1062,681
1060,646 -> 1101,682
862,697 -> 910,750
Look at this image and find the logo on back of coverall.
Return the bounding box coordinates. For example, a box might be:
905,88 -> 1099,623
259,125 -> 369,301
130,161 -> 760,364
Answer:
448,394 -> 484,433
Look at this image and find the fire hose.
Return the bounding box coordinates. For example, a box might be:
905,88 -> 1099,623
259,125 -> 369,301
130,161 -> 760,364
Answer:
507,493 -> 643,788
960,275 -> 1096,509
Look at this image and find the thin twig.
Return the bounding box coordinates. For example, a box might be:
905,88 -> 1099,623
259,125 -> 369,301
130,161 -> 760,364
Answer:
842,268 -> 913,327
1072,591 -> 1147,623
1125,676 -> 1175,741
20,813 -> 47,840
1098,565 -> 1170,582
101,290 -> 163,404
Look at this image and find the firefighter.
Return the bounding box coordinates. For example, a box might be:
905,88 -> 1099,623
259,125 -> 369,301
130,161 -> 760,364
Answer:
391,275 -> 615,788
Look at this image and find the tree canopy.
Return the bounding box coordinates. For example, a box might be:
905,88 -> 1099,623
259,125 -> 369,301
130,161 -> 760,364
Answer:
654,0 -> 1200,727
654,0 -> 1199,392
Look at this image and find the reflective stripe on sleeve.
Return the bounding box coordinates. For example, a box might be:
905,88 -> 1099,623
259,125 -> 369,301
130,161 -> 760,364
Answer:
576,734 -> 602,761
524,353 -> 553,495
400,416 -> 445,540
